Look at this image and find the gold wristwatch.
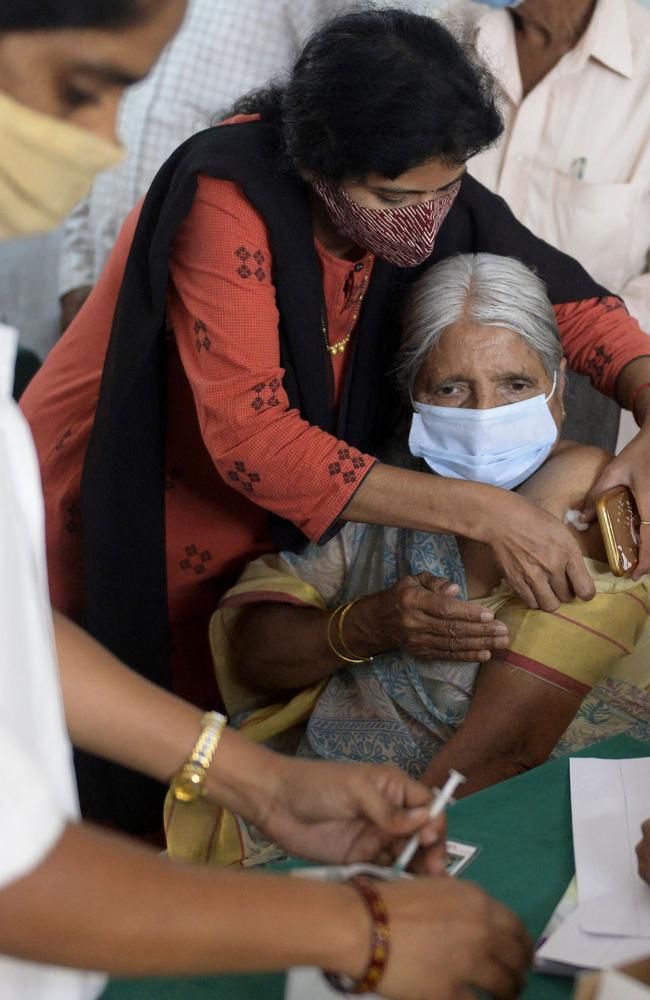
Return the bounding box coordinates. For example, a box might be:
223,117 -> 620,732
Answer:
170,710 -> 227,803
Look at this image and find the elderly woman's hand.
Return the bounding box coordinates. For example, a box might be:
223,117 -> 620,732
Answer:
347,572 -> 509,661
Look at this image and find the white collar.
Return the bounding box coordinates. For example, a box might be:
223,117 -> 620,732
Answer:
470,0 -> 634,108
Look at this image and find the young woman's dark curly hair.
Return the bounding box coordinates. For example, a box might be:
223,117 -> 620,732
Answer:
0,0 -> 159,31
229,6 -> 503,182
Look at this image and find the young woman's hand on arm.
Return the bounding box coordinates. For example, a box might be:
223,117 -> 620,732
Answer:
344,463 -> 596,612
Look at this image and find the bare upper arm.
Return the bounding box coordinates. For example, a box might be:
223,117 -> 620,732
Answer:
519,440 -> 610,528
515,441 -> 611,561
421,654 -> 584,793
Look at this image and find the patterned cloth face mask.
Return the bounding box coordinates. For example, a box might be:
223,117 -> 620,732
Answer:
311,175 -> 460,267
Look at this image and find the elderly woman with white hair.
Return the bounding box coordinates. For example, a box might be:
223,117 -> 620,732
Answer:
191,254 -> 650,862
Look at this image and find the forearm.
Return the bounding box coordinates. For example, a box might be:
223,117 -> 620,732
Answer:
235,604 -> 349,688
422,730 -> 529,797
0,821 -> 367,978
554,296 -> 650,399
421,660 -> 581,794
54,611 -> 289,825
55,610 -> 205,779
342,463 -> 494,540
616,356 -> 650,426
234,598 -> 395,690
619,272 -> 650,337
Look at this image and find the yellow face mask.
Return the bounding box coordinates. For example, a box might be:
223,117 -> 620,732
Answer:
0,90 -> 124,240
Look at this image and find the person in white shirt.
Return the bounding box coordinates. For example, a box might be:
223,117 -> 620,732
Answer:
451,0 -> 650,330
58,0 -> 367,330
0,3 -> 531,999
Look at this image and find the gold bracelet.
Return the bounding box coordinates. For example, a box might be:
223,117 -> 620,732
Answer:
327,604 -> 370,664
170,710 -> 227,803
339,598 -> 373,663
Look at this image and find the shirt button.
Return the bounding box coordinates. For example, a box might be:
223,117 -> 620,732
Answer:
354,262 -> 364,272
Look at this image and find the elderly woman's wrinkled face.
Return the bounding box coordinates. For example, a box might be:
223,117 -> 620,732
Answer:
412,319 -> 566,434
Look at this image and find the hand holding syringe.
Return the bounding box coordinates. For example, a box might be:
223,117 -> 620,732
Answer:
393,769 -> 466,874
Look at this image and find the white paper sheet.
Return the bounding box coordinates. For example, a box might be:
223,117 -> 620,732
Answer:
535,907 -> 650,973
570,758 -> 650,937
594,970 -> 650,1000
286,967 -> 381,1000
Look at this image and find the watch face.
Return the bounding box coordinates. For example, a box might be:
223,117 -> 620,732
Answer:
172,765 -> 203,803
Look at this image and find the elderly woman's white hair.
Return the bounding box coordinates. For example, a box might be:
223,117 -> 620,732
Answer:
396,253 -> 563,398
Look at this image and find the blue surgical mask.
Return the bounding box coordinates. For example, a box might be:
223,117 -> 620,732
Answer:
408,375 -> 558,491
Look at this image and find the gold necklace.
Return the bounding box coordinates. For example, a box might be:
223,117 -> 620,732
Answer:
322,267 -> 370,356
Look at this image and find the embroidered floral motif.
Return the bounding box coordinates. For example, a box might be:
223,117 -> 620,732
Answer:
227,461 -> 261,493
596,296 -> 625,314
251,377 -> 281,412
235,246 -> 266,281
584,344 -> 613,381
328,448 -> 367,484
179,544 -> 213,575
64,502 -> 80,534
194,319 -> 211,353
55,428 -> 73,452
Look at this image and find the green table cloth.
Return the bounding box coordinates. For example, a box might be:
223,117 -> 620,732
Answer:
103,735 -> 650,1000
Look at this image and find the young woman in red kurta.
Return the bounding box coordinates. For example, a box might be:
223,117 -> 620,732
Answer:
25,168 -> 380,703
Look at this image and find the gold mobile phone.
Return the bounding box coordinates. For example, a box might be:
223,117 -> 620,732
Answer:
596,485 -> 640,577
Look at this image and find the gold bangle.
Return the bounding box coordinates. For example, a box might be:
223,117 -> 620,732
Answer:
170,710 -> 227,803
327,604 -> 370,664
339,598 -> 373,663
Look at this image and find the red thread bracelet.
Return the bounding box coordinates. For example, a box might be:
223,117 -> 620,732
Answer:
324,876 -> 391,995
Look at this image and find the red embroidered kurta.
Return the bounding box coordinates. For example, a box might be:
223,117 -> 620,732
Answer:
22,174 -> 376,705
21,164 -> 649,707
